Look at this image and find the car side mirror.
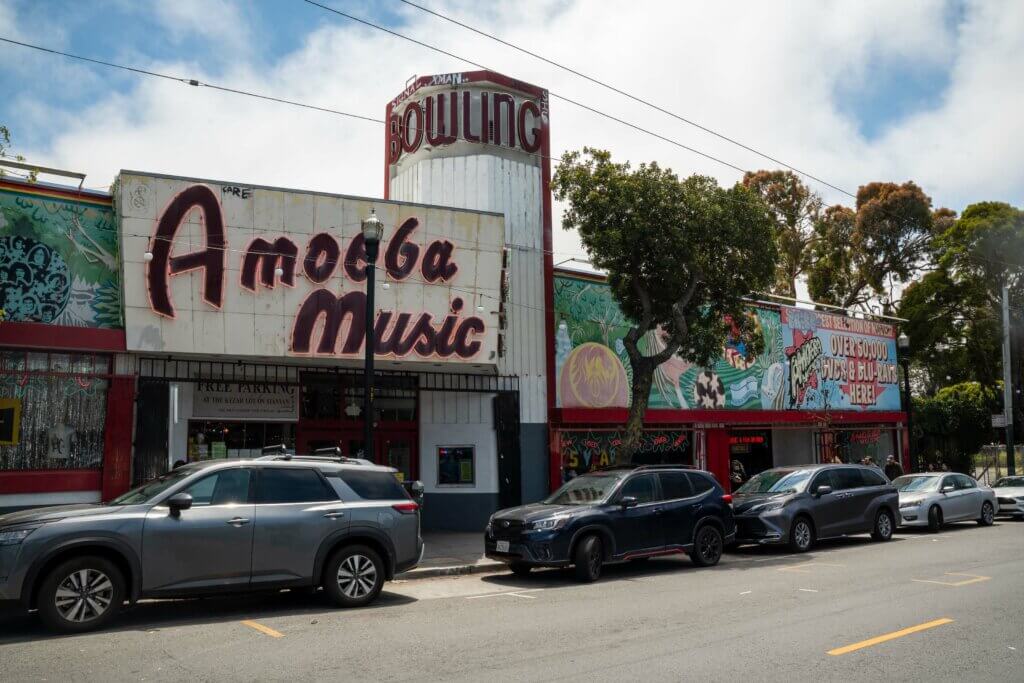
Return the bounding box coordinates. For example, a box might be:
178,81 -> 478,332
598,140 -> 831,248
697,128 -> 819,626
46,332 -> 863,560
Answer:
620,495 -> 638,509
167,492 -> 193,517
941,485 -> 955,494
815,485 -> 833,497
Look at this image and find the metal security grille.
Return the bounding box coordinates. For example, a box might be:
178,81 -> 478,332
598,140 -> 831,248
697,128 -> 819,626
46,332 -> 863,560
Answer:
136,357 -> 519,394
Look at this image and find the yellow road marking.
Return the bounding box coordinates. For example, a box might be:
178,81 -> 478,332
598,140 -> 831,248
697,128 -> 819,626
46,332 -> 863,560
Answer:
911,573 -> 991,587
828,618 -> 953,656
241,620 -> 284,638
778,562 -> 845,573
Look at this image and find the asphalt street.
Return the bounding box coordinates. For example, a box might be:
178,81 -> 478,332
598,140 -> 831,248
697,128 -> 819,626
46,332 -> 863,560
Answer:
2,520 -> 1021,682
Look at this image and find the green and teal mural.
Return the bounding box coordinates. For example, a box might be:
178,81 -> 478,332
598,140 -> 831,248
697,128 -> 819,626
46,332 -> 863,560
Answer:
554,272 -> 901,413
0,182 -> 121,329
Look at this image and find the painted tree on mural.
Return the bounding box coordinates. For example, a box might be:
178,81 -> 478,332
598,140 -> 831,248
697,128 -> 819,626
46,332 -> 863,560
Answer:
553,149 -> 777,460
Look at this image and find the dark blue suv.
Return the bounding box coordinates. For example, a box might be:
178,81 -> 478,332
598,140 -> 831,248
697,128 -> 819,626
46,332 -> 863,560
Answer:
484,465 -> 735,581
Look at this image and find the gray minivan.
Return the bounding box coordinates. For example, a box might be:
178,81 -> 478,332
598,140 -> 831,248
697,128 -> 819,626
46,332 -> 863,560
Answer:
0,457 -> 422,632
731,464 -> 898,552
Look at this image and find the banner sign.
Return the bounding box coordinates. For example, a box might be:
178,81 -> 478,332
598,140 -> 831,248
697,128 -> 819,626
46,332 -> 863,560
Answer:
119,172 -> 503,365
193,382 -> 298,421
554,272 -> 901,412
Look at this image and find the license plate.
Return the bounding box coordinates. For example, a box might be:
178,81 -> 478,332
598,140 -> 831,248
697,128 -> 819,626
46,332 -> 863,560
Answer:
495,540 -> 510,553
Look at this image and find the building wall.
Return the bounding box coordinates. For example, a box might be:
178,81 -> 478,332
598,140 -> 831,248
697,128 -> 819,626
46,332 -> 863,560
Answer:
419,390 -> 498,531
772,428 -> 816,466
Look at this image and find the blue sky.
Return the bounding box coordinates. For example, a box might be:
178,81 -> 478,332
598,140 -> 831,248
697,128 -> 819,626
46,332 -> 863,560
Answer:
1,0 -> 1021,250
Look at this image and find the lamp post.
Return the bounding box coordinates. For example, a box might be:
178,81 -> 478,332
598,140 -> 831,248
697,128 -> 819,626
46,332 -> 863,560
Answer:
361,209 -> 384,461
897,332 -> 915,472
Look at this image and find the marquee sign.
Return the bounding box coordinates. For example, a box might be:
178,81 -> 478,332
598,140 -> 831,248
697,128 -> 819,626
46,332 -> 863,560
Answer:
119,172 -> 504,364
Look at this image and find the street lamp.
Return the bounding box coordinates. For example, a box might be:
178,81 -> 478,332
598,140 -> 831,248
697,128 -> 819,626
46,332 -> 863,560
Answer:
361,208 -> 385,461
897,332 -> 916,472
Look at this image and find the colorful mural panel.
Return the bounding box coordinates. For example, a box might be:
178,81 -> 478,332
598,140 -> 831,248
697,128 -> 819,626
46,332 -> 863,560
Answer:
560,429 -> 691,476
0,182 -> 121,329
554,272 -> 900,412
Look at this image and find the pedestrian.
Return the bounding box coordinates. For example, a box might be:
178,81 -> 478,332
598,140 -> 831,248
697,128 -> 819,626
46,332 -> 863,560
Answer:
884,454 -> 903,481
172,459 -> 186,470
730,459 -> 747,487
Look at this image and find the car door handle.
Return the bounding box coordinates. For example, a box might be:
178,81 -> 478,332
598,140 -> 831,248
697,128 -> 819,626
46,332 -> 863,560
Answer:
653,507 -> 664,515
323,511 -> 345,519
227,517 -> 250,526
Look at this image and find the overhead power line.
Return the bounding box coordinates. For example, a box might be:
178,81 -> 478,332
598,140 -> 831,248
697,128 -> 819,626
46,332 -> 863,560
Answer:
396,0 -> 855,199
300,0 -> 749,174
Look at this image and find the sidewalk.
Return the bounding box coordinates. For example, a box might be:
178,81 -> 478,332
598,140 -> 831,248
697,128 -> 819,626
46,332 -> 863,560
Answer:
396,531 -> 504,580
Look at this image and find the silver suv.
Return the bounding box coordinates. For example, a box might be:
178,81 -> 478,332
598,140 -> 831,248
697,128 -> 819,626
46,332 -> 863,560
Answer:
0,457 -> 423,632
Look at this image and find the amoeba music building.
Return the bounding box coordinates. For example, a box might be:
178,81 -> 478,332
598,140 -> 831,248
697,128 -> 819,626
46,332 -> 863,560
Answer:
111,70 -> 555,531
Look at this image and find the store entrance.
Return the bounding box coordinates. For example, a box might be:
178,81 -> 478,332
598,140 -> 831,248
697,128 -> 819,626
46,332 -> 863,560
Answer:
296,372 -> 418,481
728,430 -> 772,487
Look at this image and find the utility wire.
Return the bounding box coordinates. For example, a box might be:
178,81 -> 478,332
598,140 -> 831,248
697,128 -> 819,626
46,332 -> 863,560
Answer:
396,0 -> 854,199
300,0 -> 749,174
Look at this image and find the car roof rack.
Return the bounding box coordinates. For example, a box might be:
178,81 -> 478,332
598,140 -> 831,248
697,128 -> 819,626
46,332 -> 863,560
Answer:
593,463 -> 698,472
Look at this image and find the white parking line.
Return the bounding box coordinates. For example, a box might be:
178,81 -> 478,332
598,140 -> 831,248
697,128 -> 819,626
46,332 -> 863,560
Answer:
465,589 -> 544,600
798,588 -> 818,593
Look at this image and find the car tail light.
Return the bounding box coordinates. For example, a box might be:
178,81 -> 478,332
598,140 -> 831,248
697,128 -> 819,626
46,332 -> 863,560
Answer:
721,494 -> 733,505
393,502 -> 419,514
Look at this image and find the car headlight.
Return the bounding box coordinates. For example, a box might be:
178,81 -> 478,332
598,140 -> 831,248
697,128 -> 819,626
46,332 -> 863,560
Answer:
0,527 -> 37,546
899,501 -> 920,509
529,517 -> 568,531
753,501 -> 784,514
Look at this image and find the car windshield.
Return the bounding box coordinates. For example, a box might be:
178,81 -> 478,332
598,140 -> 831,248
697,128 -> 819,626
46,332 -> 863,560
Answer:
993,477 -> 1024,488
736,469 -> 813,494
108,467 -> 197,505
544,472 -> 625,505
893,475 -> 939,492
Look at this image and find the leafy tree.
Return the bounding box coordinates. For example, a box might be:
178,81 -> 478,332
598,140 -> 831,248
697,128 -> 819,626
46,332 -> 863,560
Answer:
899,268 -> 1001,392
0,125 -> 35,181
912,382 -> 998,472
808,182 -> 935,308
742,170 -> 822,298
553,149 -> 777,459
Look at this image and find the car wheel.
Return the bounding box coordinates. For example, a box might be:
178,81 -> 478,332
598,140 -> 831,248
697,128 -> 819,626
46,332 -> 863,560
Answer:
872,509 -> 895,541
37,556 -> 125,633
510,562 -> 532,577
324,545 -> 385,608
927,505 -> 943,533
788,517 -> 815,553
691,525 -> 724,567
978,502 -> 995,526
573,535 -> 603,583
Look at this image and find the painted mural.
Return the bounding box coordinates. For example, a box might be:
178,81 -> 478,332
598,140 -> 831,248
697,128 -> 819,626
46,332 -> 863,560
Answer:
554,273 -> 901,412
0,182 -> 121,329
560,429 -> 691,476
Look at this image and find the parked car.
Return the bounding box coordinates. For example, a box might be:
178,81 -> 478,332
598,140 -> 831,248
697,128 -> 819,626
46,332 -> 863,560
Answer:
990,475 -> 1024,519
0,456 -> 423,633
485,465 -> 735,582
732,464 -> 898,552
893,472 -> 997,531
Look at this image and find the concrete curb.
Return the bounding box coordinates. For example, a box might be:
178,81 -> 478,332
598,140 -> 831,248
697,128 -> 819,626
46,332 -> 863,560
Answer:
396,560 -> 506,581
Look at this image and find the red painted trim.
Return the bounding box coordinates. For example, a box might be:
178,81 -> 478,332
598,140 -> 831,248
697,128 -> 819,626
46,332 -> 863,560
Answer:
0,470 -> 102,494
539,85 -> 557,497
555,407 -> 906,426
0,321 -> 126,352
101,376 -> 135,501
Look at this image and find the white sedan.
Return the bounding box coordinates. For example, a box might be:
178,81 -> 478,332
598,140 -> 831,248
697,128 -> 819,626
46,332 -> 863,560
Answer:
991,476 -> 1024,518
894,472 -> 997,531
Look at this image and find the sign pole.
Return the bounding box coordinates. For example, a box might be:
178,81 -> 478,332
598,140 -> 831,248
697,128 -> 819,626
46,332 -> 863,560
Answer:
1002,281 -> 1016,476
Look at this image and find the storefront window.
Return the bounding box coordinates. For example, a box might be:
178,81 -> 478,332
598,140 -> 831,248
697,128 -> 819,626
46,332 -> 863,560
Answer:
817,429 -> 896,466
300,373 -> 417,423
438,446 -> 475,485
187,420 -> 296,461
0,351 -> 109,471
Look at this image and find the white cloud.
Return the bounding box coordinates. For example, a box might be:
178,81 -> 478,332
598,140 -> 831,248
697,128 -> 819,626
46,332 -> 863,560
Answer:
5,0 -> 1023,266
151,0 -> 252,57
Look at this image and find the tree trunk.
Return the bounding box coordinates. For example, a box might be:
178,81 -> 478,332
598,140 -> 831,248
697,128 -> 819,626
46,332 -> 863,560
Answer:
619,360 -> 654,463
